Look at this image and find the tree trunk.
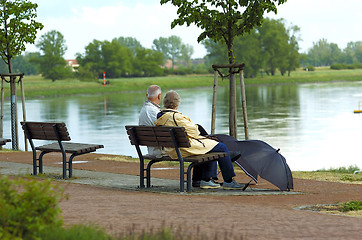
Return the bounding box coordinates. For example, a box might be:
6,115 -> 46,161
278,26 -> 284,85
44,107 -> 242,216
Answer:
227,37 -> 237,138
8,56 -> 19,150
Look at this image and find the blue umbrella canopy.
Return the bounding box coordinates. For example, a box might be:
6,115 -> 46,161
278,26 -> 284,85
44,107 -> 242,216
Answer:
214,134 -> 293,191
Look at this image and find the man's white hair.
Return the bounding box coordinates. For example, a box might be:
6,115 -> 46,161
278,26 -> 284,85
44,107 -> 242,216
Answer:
147,85 -> 161,99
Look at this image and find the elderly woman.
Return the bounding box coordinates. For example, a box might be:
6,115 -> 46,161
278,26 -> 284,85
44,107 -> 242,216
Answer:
154,90 -> 243,190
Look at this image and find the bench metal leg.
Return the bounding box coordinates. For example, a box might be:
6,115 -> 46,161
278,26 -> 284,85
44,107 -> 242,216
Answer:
38,151 -> 47,174
186,163 -> 194,192
68,154 -> 77,178
32,150 -> 38,175
146,160 -> 161,188
61,151 -> 67,179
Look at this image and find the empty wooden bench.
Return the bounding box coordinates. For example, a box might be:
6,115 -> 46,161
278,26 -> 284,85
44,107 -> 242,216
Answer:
0,138 -> 11,146
21,121 -> 104,179
125,125 -> 228,192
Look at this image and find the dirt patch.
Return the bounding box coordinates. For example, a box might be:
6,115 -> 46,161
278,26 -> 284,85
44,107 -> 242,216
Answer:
1,151 -> 361,239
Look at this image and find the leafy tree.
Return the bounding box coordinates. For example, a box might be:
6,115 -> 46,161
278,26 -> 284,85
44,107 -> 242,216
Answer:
153,35 -> 187,69
285,25 -> 300,76
10,52 -> 40,75
343,41 -> 362,64
161,0 -> 287,137
203,18 -> 299,77
115,36 -> 143,55
306,39 -> 342,66
133,48 -> 164,77
161,0 -> 286,64
36,30 -> 71,81
258,18 -> 290,75
101,39 -> 133,77
180,43 -> 194,67
233,29 -> 262,77
77,37 -> 164,79
0,0 -> 43,73
76,39 -> 104,79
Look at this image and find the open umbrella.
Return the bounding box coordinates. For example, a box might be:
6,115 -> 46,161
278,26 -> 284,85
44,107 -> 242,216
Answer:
214,134 -> 293,191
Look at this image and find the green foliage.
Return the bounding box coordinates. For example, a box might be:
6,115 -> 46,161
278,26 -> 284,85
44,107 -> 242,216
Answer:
203,18 -> 300,77
35,30 -> 72,81
341,201 -> 362,212
0,52 -> 40,75
316,165 -> 360,174
77,37 -> 165,78
305,39 -> 342,66
330,63 -> 362,70
303,40 -> 362,67
305,65 -> 315,71
339,175 -> 362,182
116,36 -> 143,56
0,0 -> 43,73
153,35 -> 193,69
161,0 -> 287,64
0,176 -> 64,239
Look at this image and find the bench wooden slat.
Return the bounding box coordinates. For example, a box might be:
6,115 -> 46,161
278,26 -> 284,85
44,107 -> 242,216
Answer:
21,122 -> 71,141
126,125 -> 190,148
35,142 -> 104,154
28,130 -> 70,141
144,152 -> 228,163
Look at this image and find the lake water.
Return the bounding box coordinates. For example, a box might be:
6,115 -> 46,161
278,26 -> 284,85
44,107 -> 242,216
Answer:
2,81 -> 362,171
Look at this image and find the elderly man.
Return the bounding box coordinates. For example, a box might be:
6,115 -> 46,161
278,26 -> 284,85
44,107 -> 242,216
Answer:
138,85 -> 163,158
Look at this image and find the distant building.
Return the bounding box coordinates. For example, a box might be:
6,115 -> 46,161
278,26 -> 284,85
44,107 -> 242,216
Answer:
65,59 -> 79,72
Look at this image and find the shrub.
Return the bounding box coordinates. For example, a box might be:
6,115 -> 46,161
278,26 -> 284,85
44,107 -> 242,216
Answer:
305,65 -> 315,71
317,165 -> 360,173
0,176 -> 64,239
341,201 -> 362,212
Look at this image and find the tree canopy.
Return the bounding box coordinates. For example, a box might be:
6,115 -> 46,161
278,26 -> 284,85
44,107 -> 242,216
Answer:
203,18 -> 300,77
161,0 -> 287,63
36,30 -> 71,81
0,0 -> 43,73
76,37 -> 165,79
153,35 -> 194,69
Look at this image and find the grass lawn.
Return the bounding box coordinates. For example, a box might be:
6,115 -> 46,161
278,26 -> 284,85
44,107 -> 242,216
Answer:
2,67 -> 362,99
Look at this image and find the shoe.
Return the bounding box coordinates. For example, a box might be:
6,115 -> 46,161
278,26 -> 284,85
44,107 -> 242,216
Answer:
192,180 -> 200,188
223,180 -> 244,190
200,180 -> 221,189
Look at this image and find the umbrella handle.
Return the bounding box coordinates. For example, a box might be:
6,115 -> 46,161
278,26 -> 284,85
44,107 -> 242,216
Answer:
242,180 -> 252,191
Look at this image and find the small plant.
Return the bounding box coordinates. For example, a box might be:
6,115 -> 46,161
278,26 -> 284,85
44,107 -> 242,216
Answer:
316,165 -> 360,174
341,201 -> 362,212
339,175 -> 362,182
0,176 -> 64,239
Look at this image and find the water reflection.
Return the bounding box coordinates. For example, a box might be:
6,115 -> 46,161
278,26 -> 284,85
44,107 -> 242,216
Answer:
1,81 -> 362,171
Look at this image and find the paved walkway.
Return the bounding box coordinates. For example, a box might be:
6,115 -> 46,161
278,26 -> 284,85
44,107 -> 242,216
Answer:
0,161 -> 301,196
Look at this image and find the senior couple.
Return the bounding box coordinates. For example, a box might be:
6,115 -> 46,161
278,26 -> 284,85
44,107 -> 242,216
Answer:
139,85 -> 244,190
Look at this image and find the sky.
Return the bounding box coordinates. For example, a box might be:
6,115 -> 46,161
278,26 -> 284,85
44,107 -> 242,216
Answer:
24,0 -> 362,60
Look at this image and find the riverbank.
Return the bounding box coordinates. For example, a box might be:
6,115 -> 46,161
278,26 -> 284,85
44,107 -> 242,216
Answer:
3,67 -> 362,99
0,151 -> 361,239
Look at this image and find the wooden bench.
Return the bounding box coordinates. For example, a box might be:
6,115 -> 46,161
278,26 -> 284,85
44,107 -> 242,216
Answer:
21,121 -> 104,179
125,125 -> 228,192
0,138 -> 11,146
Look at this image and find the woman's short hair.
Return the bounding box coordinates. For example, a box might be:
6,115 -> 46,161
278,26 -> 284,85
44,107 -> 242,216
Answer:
163,90 -> 181,109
